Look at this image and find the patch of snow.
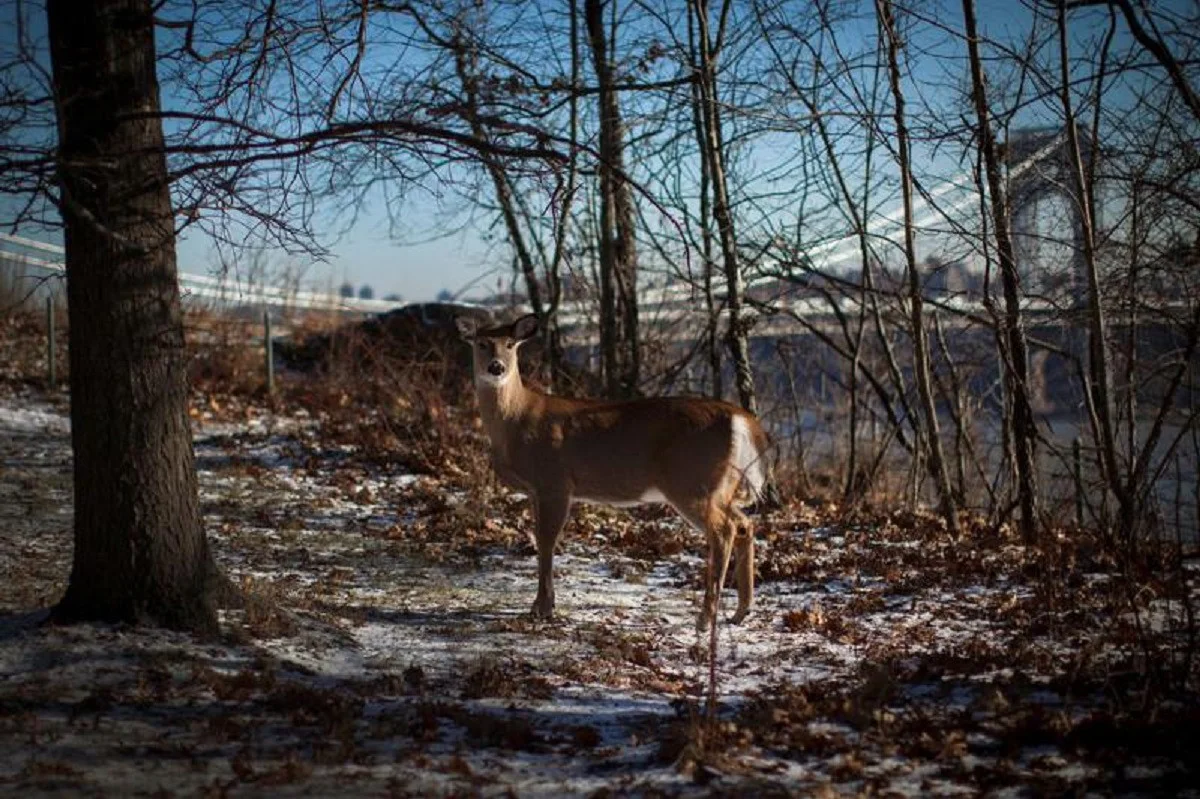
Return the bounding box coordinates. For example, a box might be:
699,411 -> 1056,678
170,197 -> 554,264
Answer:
0,397 -> 69,435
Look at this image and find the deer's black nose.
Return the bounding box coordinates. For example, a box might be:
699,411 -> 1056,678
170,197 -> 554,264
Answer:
487,360 -> 505,377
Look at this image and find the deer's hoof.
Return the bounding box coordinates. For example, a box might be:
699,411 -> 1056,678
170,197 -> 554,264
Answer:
729,607 -> 750,625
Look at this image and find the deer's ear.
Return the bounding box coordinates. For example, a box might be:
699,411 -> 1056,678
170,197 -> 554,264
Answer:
511,314 -> 539,342
454,316 -> 479,341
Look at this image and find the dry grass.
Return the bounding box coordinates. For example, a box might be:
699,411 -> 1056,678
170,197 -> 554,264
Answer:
0,308 -> 66,391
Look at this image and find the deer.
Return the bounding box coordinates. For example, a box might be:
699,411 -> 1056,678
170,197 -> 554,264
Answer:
455,313 -> 770,631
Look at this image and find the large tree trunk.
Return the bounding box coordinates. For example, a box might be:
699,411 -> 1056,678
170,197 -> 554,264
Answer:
48,0 -> 220,633
584,0 -> 639,398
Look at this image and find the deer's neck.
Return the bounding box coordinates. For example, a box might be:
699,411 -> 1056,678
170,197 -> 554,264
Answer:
476,374 -> 538,433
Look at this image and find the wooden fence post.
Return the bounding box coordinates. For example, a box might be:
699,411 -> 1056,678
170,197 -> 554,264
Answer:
1073,437 -> 1083,527
264,310 -> 274,394
46,296 -> 56,388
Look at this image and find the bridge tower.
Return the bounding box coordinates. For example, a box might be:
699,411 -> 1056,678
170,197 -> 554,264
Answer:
1005,126 -> 1095,303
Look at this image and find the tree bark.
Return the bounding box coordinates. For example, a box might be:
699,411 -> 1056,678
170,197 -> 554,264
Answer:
686,4 -> 724,400
584,0 -> 640,398
48,0 -> 220,633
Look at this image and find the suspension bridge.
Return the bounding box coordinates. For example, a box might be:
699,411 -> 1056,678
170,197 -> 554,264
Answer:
1,126 -> 1093,327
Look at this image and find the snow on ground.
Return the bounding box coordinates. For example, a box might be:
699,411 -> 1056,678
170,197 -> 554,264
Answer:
0,402 -> 70,436
1,391 -> 1196,796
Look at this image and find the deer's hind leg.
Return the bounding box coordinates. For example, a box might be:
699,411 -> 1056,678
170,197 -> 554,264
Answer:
730,508 -> 754,625
671,496 -> 737,632
707,508 -> 740,631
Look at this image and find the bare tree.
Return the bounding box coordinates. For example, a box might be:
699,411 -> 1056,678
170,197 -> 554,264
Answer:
448,13 -> 570,385
47,0 -> 221,632
585,0 -> 641,397
690,0 -> 759,416
685,4 -> 725,400
1062,0 -> 1200,125
876,0 -> 959,534
961,0 -> 1041,543
1052,0 -> 1200,546
752,0 -> 897,504
1041,0 -> 1136,546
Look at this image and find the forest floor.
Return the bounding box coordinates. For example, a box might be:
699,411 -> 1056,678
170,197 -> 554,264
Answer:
1,316 -> 1198,796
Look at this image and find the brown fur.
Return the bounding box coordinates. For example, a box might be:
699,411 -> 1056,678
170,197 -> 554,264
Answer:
458,314 -> 769,629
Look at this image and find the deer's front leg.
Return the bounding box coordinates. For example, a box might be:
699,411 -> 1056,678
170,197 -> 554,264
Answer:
531,489 -> 571,620
490,454 -> 526,490
697,509 -> 737,633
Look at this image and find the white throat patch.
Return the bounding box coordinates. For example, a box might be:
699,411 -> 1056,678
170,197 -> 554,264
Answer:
476,369 -> 516,389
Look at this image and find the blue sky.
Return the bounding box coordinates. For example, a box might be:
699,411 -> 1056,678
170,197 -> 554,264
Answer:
175,194 -> 494,302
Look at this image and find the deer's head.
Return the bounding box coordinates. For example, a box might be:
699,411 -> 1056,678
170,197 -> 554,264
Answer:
455,313 -> 539,388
